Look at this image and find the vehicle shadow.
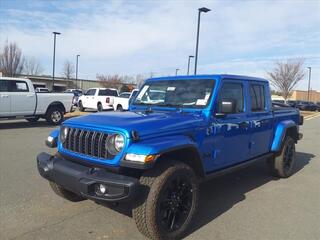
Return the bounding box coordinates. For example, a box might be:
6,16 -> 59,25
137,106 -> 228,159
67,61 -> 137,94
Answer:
186,151 -> 315,237
0,120 -> 55,129
97,151 -> 315,238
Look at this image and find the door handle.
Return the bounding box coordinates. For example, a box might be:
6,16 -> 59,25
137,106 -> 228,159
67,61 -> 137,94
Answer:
0,95 -> 9,98
26,95 -> 34,97
239,121 -> 249,129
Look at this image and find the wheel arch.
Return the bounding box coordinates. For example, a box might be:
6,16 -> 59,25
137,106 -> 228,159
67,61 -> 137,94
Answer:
156,146 -> 205,178
46,101 -> 66,115
271,120 -> 298,152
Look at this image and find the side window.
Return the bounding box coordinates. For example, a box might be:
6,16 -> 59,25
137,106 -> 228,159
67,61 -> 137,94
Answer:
0,80 -> 9,92
98,89 -> 118,96
217,82 -> 244,113
11,81 -> 29,92
250,84 -> 266,112
85,89 -> 96,96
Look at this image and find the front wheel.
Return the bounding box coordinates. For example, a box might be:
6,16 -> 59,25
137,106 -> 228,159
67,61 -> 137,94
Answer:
45,107 -> 64,125
132,161 -> 199,240
268,136 -> 296,178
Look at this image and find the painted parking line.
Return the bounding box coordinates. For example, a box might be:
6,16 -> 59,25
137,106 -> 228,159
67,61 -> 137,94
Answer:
304,112 -> 320,121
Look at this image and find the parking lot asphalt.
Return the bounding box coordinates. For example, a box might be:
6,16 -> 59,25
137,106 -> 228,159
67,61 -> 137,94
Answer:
0,116 -> 319,240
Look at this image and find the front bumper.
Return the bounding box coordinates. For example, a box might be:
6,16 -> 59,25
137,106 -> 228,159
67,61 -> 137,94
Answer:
37,152 -> 140,202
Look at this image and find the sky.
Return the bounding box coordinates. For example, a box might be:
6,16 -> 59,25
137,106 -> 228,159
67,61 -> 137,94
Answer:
1,0 -> 320,90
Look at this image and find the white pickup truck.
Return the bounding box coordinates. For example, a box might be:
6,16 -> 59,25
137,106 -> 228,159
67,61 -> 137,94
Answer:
78,88 -> 119,112
113,89 -> 139,111
0,77 -> 74,125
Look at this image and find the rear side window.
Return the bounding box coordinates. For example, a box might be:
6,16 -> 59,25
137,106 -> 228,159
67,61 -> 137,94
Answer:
98,89 -> 118,96
0,80 -> 29,92
12,81 -> 29,92
0,80 -> 9,92
250,84 -> 266,112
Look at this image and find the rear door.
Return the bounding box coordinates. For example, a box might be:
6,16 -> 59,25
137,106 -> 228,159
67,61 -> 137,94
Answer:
210,79 -> 251,170
0,80 -> 11,116
10,80 -> 36,116
247,82 -> 273,158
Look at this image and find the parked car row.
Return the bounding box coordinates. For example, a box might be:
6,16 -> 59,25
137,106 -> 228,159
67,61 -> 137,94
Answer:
77,88 -> 139,112
272,100 -> 320,111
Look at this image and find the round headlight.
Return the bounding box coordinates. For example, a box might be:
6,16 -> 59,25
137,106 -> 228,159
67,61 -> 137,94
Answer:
106,134 -> 124,155
60,126 -> 69,143
114,134 -> 124,152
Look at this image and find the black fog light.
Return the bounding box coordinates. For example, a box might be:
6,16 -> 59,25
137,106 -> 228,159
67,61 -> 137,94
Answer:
95,183 -> 108,196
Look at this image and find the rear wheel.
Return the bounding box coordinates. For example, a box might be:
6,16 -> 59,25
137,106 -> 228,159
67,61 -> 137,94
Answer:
45,107 -> 64,125
79,101 -> 85,112
49,182 -> 85,202
97,102 -> 103,112
117,105 -> 123,111
26,116 -> 40,122
132,161 -> 199,240
268,136 -> 296,178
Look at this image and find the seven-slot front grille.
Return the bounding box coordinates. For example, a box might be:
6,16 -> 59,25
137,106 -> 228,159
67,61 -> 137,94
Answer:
63,128 -> 114,159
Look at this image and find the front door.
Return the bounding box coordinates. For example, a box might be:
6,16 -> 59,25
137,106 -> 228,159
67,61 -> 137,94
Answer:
207,80 -> 251,173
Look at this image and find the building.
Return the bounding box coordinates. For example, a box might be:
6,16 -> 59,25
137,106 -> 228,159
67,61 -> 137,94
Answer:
22,75 -> 102,91
271,89 -> 320,103
0,73 -> 137,92
290,90 -> 320,102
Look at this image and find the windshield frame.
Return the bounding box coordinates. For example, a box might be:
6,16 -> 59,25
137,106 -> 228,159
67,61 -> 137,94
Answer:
132,79 -> 216,110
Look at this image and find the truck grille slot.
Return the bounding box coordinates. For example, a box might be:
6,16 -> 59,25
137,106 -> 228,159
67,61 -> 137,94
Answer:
63,128 -> 113,159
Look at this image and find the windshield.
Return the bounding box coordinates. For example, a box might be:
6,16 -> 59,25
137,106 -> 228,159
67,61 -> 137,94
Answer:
133,79 -> 215,108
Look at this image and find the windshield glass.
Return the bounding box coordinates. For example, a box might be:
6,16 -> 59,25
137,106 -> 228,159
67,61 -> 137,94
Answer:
133,79 -> 215,108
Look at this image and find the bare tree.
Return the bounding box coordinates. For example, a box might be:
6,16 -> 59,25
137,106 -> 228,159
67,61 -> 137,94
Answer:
266,59 -> 305,101
24,57 -> 43,75
62,60 -> 75,79
0,42 -> 24,77
97,74 -> 122,88
135,74 -> 145,88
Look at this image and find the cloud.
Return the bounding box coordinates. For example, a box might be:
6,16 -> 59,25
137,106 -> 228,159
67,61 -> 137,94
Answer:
1,0 -> 319,89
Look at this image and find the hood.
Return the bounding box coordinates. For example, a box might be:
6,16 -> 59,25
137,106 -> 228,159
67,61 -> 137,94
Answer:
64,110 -> 206,138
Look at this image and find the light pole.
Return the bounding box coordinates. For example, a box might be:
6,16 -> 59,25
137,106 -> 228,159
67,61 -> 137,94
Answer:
175,68 -> 180,76
194,7 -> 211,75
307,67 -> 312,101
52,31 -> 61,91
76,54 -> 80,89
187,55 -> 194,75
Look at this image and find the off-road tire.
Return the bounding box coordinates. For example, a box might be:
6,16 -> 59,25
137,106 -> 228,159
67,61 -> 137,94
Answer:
45,107 -> 64,125
49,181 -> 85,202
268,136 -> 296,178
26,116 -> 40,122
79,101 -> 85,112
132,161 -> 199,240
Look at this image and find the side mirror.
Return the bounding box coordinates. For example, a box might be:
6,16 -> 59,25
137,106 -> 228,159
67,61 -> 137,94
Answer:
215,99 -> 236,117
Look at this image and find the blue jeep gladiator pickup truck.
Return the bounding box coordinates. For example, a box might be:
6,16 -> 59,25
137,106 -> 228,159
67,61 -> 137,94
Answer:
37,74 -> 303,240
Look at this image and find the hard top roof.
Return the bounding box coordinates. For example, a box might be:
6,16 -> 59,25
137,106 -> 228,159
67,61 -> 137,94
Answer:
146,74 -> 268,83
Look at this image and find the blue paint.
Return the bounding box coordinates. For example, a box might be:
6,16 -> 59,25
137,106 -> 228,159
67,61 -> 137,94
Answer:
49,74 -> 301,176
